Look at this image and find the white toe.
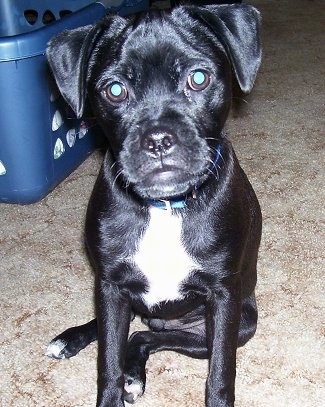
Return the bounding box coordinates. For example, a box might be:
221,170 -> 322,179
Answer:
45,339 -> 67,359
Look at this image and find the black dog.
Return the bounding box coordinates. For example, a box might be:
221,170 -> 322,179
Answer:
46,4 -> 262,407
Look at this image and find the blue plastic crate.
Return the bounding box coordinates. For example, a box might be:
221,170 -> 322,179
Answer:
0,0 -> 149,204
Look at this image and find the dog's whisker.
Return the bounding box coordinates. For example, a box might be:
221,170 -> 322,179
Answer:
219,153 -> 226,166
110,161 -> 118,171
125,180 -> 131,193
207,157 -> 218,173
112,169 -> 123,189
205,137 -> 219,142
207,167 -> 220,182
207,146 -> 225,171
210,147 -> 226,167
208,162 -> 222,176
232,96 -> 249,104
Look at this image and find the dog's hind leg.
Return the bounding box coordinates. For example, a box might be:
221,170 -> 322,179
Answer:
123,295 -> 257,403
238,292 -> 258,347
46,318 -> 98,359
123,328 -> 208,403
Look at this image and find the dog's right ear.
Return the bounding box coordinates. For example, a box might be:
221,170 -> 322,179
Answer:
47,15 -> 128,118
46,24 -> 103,118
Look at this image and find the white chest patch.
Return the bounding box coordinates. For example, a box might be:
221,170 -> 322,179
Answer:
133,207 -> 200,308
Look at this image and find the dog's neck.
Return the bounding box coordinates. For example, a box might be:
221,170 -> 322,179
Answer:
145,145 -> 222,211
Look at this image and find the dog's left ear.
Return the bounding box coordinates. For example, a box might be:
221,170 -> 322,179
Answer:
187,4 -> 262,93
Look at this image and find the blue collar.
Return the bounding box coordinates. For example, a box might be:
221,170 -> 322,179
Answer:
146,198 -> 188,210
145,145 -> 222,210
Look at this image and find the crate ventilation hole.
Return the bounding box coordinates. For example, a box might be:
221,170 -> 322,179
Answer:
51,107 -> 90,159
0,160 -> 6,176
24,9 -> 72,26
53,138 -> 65,160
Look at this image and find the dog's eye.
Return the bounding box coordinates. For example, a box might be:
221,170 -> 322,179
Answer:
187,70 -> 211,91
104,82 -> 128,103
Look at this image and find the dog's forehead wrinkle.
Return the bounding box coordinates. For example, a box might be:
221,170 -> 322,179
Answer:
120,12 -> 218,66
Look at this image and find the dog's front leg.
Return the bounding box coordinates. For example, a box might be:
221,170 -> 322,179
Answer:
206,279 -> 241,407
96,279 -> 131,407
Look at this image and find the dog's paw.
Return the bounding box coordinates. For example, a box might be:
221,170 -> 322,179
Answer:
123,374 -> 144,404
45,338 -> 70,359
45,333 -> 83,359
45,337 -> 80,360
45,323 -> 97,360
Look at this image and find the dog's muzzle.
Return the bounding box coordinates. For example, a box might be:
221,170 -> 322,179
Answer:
119,128 -> 219,200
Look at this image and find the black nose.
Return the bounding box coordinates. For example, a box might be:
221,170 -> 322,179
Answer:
141,131 -> 177,156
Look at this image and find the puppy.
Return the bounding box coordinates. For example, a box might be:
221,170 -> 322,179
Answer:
46,5 -> 262,407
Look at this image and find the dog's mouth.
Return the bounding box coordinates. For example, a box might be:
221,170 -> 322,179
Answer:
131,165 -> 208,200
144,166 -> 183,183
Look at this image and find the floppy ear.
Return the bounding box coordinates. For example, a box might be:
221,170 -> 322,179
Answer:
46,24 -> 104,118
188,4 -> 262,93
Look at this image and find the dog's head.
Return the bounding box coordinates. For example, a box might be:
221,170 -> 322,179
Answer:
47,5 -> 261,200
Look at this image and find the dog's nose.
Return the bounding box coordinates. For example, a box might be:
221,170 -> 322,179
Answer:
141,131 -> 176,156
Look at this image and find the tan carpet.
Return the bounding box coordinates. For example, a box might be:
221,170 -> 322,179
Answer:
1,0 -> 324,406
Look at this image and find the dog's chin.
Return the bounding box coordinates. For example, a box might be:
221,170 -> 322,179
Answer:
132,170 -> 206,200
